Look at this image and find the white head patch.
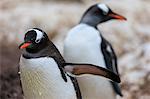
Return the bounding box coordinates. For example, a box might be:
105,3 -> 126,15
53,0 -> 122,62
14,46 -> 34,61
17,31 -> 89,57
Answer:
98,4 -> 109,14
28,29 -> 44,43
28,29 -> 44,41
34,29 -> 43,41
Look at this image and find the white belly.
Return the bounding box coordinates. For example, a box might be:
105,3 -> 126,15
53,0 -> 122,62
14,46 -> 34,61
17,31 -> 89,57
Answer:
64,24 -> 116,99
19,56 -> 76,99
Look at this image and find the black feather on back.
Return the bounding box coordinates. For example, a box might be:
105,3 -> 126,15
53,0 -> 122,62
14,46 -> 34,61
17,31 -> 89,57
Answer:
100,35 -> 123,96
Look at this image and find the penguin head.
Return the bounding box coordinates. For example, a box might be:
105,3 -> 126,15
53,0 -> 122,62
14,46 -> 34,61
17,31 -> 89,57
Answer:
19,28 -> 49,53
80,3 -> 127,26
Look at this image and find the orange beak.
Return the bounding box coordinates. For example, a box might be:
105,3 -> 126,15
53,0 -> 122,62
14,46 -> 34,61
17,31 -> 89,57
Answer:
19,42 -> 31,49
109,13 -> 127,21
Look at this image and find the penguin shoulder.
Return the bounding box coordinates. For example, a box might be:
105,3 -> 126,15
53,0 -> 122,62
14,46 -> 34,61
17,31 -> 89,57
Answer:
65,23 -> 100,41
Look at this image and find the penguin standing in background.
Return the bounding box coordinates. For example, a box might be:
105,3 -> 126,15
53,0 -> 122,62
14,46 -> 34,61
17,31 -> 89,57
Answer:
64,3 -> 127,99
19,28 -> 121,99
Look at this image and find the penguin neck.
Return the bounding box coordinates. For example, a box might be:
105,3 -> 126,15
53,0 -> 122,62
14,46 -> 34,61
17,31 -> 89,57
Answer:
22,44 -> 49,59
22,41 -> 63,61
80,14 -> 102,28
26,41 -> 49,54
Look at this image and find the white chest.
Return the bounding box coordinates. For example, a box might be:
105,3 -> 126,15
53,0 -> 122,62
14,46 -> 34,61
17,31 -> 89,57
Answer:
64,24 -> 105,67
19,56 -> 76,99
64,24 -> 116,99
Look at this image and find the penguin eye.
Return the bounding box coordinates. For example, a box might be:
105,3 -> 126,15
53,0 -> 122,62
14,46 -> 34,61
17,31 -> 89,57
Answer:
35,39 -> 40,43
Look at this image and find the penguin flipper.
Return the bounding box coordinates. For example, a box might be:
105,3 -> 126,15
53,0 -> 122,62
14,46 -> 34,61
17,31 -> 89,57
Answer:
100,36 -> 123,96
111,82 -> 123,96
64,63 -> 121,83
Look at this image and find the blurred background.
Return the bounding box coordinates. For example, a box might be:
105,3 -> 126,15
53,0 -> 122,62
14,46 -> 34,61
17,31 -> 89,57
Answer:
0,0 -> 150,99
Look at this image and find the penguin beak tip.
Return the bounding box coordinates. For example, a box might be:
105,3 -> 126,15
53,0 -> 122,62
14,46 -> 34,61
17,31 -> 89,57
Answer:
109,13 -> 127,21
19,42 -> 31,49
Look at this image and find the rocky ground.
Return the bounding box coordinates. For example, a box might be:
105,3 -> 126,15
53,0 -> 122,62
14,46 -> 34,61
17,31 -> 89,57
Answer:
0,0 -> 150,99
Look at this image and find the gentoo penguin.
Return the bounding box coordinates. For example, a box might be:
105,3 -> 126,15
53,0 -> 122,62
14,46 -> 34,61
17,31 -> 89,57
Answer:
19,28 -> 121,99
64,3 -> 126,99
